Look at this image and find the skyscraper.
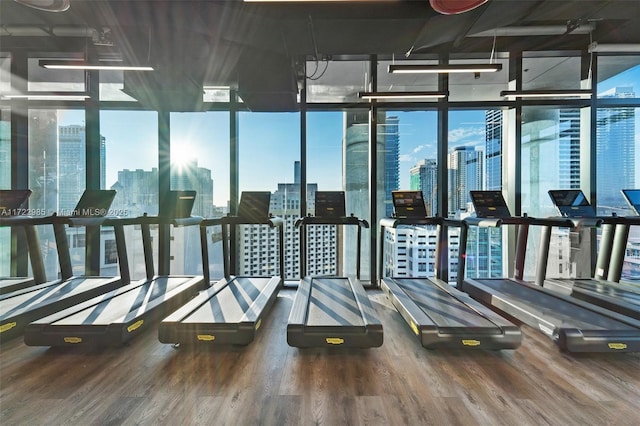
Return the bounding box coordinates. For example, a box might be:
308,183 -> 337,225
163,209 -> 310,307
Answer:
170,158 -> 214,218
448,146 -> 484,214
58,124 -> 86,212
409,158 -> 437,216
384,115 -> 400,217
485,109 -> 502,190
238,161 -> 336,280
597,86 -> 636,209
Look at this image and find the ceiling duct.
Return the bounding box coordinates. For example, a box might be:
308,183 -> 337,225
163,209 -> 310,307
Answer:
123,68 -> 205,112
237,51 -> 298,112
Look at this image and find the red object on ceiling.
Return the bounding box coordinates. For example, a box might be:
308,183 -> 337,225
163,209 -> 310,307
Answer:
429,0 -> 489,15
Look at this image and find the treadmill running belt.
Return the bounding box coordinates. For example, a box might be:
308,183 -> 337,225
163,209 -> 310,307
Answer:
382,277 -> 521,349
287,276 -> 383,348
23,276 -> 203,346
542,278 -> 640,321
0,276 -> 121,342
398,278 -> 501,332
307,278 -> 365,327
158,276 -> 280,345
465,278 -> 640,352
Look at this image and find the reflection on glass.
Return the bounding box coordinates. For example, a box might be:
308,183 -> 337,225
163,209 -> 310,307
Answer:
521,106 -> 589,281
0,109 -> 9,276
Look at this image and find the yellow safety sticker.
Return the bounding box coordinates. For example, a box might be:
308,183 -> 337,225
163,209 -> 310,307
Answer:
197,334 -> 215,341
63,337 -> 82,344
255,318 -> 262,331
0,322 -> 17,333
462,339 -> 481,347
127,320 -> 144,333
410,321 -> 419,336
608,343 -> 627,350
326,337 -> 344,345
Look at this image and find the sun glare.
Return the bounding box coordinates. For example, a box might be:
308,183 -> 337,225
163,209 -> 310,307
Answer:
171,143 -> 196,169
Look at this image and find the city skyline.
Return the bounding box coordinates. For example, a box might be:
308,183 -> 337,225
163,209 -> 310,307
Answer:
44,65 -> 640,211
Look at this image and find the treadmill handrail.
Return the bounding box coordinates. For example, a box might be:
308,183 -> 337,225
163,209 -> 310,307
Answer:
200,215 -> 284,282
464,215 -> 575,228
295,215 -> 369,228
201,215 -> 284,228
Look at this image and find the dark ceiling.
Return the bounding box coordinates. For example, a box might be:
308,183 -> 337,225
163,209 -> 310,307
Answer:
2,0 -> 640,111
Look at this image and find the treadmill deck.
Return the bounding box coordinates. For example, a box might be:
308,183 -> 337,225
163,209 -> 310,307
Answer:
287,276 -> 383,348
158,275 -> 281,345
382,277 -> 521,349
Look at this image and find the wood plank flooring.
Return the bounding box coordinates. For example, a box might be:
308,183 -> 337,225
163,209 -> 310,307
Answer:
1,289 -> 640,425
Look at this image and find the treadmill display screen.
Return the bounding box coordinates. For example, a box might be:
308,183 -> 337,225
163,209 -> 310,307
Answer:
72,189 -> 117,217
161,190 -> 196,219
315,191 -> 346,218
238,191 -> 271,222
0,189 -> 32,216
469,191 -> 511,218
392,191 -> 427,218
548,190 -> 595,217
622,189 -> 640,215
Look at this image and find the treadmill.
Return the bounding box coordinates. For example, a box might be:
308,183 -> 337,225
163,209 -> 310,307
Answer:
461,190 -> 640,352
158,191 -> 283,346
537,189 -> 640,320
287,190 -> 383,348
24,190 -> 206,347
0,189 -> 48,294
0,190 -> 123,342
380,190 -> 521,350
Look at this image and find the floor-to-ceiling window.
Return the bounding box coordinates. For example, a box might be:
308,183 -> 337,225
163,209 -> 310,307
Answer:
238,112 -> 300,280
596,55 -> 640,282
101,110 -> 158,280
170,111 -> 229,277
449,109 -> 504,280
521,106 -> 589,281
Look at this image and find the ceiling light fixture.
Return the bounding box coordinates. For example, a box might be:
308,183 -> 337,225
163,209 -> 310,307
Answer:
358,91 -> 448,100
388,63 -> 502,74
1,93 -> 90,101
588,42 -> 640,53
40,60 -> 154,71
500,89 -> 591,99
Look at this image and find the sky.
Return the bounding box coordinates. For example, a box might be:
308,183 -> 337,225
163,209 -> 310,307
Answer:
56,64 -> 640,207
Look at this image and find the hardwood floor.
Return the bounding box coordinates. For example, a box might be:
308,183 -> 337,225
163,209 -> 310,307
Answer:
1,289 -> 640,425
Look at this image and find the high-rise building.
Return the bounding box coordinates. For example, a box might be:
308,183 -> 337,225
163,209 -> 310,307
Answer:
58,125 -> 85,212
384,115 -> 400,217
485,109 -> 502,190
111,168 -> 159,217
170,158 -> 214,218
448,146 -> 484,214
382,225 -> 461,283
597,86 -> 636,209
237,161 -> 337,280
344,111 -> 386,278
409,159 -> 437,216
